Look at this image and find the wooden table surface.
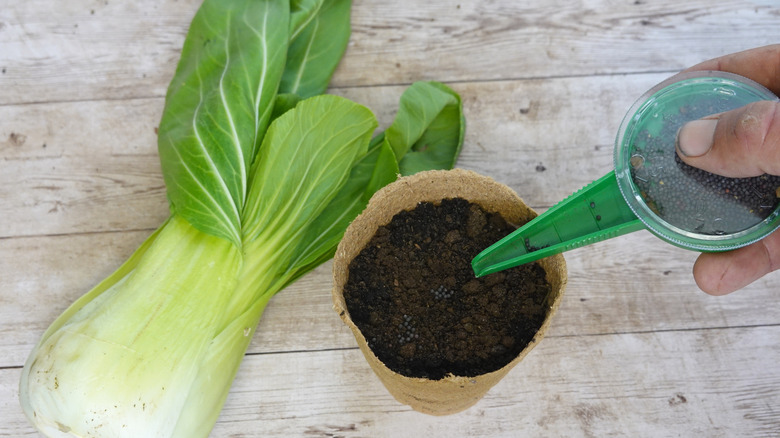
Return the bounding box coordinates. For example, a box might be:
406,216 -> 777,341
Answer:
2,1 -> 780,436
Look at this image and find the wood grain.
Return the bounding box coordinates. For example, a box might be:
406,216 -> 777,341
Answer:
4,228 -> 779,369
1,1 -> 778,105
2,0 -> 779,436
0,98 -> 167,238
1,74 -> 659,239
3,327 -> 779,437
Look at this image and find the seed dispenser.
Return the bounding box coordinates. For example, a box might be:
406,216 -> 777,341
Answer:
473,71 -> 780,277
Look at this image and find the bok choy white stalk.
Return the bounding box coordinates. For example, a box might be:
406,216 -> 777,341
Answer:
19,0 -> 464,437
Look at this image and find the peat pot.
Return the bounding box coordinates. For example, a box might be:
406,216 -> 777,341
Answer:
332,169 -> 567,415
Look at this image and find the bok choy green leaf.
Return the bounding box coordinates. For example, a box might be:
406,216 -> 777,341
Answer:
280,81 -> 465,286
387,81 -> 465,175
281,0 -> 351,98
240,95 -> 377,289
157,0 -> 289,247
289,0 -> 324,40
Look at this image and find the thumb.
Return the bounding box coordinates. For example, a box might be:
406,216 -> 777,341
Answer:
692,228 -> 780,295
676,100 -> 780,178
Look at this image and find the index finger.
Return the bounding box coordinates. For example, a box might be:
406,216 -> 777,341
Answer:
680,44 -> 780,96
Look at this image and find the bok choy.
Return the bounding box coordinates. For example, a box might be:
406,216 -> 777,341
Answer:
19,0 -> 464,437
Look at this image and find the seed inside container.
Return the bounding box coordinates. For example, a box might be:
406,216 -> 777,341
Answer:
629,99 -> 780,236
630,155 -> 644,169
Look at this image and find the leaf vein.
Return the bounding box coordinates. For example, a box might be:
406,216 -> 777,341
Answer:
217,12 -> 247,208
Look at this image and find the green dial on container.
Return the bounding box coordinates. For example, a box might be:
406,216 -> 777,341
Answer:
472,71 -> 780,277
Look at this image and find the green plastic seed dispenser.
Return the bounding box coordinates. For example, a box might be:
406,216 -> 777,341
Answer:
472,71 -> 780,277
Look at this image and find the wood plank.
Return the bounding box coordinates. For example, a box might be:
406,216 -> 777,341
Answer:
4,326 -> 779,437
341,0 -> 780,87
0,97 -> 168,238
0,0 -> 198,105
1,73 -> 665,239
1,0 -> 778,105
5,226 -> 780,369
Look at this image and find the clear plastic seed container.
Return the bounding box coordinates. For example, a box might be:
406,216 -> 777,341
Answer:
615,71 -> 780,251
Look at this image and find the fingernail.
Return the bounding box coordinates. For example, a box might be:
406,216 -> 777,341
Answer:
676,119 -> 717,157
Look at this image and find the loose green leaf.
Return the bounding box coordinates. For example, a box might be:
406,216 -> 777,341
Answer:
280,137 -> 399,286
384,81 -> 465,175
278,82 -> 465,287
365,137 -> 402,197
157,0 -> 290,247
241,95 -> 377,252
270,93 -> 303,120
289,0 -> 324,41
279,0 -> 352,98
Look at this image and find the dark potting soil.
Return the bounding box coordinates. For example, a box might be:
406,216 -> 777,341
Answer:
342,198 -> 551,380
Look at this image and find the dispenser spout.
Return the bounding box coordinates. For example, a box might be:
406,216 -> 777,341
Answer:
472,172 -> 644,277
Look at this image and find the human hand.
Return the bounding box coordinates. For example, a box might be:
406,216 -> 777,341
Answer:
674,44 -> 780,295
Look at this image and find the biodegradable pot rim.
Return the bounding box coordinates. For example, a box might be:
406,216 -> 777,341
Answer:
332,168 -> 568,415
